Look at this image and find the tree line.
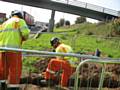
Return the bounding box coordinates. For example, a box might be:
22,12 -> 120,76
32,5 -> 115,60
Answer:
56,16 -> 86,28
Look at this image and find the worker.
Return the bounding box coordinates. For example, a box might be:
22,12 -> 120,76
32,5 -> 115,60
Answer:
0,10 -> 30,90
44,37 -> 78,89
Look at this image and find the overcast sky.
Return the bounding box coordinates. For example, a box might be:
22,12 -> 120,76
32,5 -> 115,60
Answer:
0,0 -> 120,24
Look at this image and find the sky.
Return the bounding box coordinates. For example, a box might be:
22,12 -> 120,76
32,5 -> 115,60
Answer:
0,0 -> 120,24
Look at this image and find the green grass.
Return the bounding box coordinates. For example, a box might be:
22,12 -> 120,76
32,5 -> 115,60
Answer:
23,23 -> 120,58
22,22 -> 120,72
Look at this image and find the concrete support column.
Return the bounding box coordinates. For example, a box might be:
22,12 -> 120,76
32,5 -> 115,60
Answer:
118,11 -> 120,17
48,10 -> 55,32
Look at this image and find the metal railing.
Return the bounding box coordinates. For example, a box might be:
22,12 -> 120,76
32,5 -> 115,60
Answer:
0,47 -> 120,90
0,47 -> 99,59
51,0 -> 119,16
74,59 -> 120,90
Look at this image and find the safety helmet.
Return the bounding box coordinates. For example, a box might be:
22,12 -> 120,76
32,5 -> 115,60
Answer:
11,10 -> 23,19
50,37 -> 60,46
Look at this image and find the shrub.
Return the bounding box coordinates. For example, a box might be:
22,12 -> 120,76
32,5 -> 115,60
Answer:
65,20 -> 70,26
111,18 -> 120,35
59,18 -> 65,26
85,31 -> 94,35
56,22 -> 60,28
75,16 -> 86,24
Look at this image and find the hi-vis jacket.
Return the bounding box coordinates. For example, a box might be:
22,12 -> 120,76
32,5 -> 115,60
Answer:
0,16 -> 30,49
56,43 -> 79,67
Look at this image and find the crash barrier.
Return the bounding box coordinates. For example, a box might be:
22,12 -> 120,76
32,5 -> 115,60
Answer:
74,59 -> 120,90
0,47 -> 120,90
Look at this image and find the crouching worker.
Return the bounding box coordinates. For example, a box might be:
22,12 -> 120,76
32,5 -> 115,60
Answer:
0,10 -> 30,90
44,37 -> 78,89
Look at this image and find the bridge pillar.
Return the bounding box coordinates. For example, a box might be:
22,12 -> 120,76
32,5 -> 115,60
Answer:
118,11 -> 120,17
48,10 -> 55,32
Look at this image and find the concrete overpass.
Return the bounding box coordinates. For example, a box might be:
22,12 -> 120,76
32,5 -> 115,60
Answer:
1,0 -> 120,31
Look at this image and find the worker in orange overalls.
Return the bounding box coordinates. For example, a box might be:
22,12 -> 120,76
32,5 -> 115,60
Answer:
0,10 -> 30,90
44,37 -> 78,89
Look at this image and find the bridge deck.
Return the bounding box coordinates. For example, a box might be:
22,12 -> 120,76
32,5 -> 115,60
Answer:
1,0 -> 120,21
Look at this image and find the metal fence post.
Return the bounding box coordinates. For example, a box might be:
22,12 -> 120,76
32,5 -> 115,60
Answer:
98,63 -> 105,90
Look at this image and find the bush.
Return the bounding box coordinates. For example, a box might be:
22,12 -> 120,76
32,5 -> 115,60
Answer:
111,18 -> 120,35
59,18 -> 65,26
56,22 -> 60,28
85,31 -> 94,35
75,16 -> 86,24
65,20 -> 70,26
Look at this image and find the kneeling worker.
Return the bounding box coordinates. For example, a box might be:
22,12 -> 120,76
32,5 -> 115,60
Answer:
44,37 -> 78,89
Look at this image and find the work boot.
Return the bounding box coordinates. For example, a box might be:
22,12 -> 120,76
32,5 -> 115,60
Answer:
0,80 -> 7,90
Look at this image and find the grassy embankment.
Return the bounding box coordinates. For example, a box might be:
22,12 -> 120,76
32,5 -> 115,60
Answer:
23,22 -> 120,58
22,22 -> 120,72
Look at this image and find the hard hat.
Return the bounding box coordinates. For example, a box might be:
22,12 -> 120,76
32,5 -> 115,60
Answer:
50,37 -> 60,46
11,10 -> 23,19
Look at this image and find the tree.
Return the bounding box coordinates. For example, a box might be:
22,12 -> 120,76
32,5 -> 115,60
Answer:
65,20 -> 70,26
56,18 -> 70,28
59,18 -> 65,26
75,16 -> 86,24
56,22 -> 60,28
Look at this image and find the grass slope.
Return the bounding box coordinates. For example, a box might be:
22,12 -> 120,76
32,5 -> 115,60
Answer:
23,22 -> 120,59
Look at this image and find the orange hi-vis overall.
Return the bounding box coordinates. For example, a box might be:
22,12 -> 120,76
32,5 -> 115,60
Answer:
45,58 -> 74,86
0,16 -> 30,84
45,43 -> 77,86
0,52 -> 22,84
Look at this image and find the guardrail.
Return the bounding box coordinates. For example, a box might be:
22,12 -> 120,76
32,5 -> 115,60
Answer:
0,47 -> 120,90
0,47 -> 100,59
74,59 -> 120,90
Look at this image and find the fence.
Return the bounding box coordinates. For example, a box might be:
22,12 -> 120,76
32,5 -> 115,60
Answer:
74,59 -> 120,90
0,47 -> 120,90
0,32 -> 120,90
